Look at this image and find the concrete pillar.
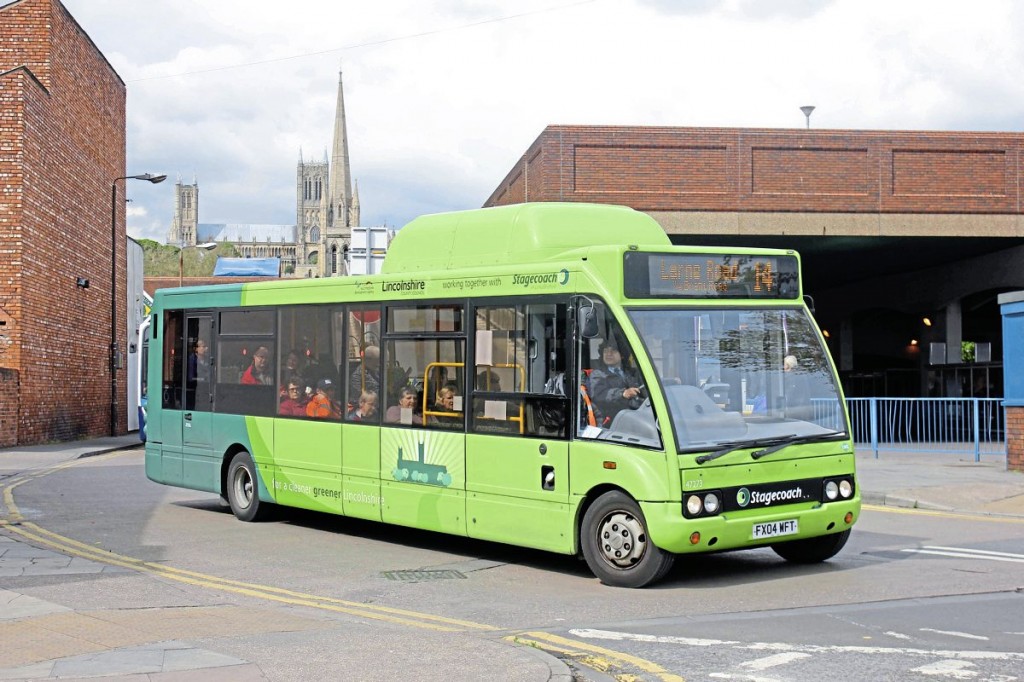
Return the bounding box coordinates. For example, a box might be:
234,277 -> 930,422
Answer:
945,300 -> 962,364
840,318 -> 853,371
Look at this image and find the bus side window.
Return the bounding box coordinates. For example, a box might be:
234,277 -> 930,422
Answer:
471,301 -> 569,439
162,310 -> 183,410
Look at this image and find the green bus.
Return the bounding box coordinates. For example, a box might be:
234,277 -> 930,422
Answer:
145,203 -> 858,588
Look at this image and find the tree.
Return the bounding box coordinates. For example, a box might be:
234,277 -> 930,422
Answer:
140,241 -> 239,277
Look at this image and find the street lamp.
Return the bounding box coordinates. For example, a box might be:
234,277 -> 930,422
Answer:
800,105 -> 816,129
111,173 -> 166,436
179,241 -> 218,286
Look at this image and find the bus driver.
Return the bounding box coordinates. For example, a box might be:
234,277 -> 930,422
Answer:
589,339 -> 644,423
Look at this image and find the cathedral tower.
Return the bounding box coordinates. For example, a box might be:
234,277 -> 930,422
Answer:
295,151 -> 329,277
298,68 -> 358,277
168,178 -> 198,247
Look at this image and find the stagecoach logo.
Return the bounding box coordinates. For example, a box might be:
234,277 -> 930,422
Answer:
733,481 -> 815,509
513,269 -> 570,288
355,280 -> 374,295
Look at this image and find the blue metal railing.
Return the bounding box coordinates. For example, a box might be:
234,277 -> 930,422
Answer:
845,397 -> 1006,460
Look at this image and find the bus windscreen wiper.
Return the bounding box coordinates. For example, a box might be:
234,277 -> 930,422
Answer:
695,435 -> 797,465
750,431 -> 848,460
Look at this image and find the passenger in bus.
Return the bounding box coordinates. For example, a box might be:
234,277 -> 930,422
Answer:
783,354 -> 812,419
283,349 -> 306,382
241,346 -> 273,385
349,345 -> 381,402
187,339 -> 209,383
278,377 -> 308,417
589,339 -> 644,423
306,378 -> 341,419
347,391 -> 378,422
385,386 -> 419,424
430,385 -> 461,427
476,368 -> 502,392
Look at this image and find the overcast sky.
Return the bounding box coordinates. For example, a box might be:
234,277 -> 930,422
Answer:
60,0 -> 1024,243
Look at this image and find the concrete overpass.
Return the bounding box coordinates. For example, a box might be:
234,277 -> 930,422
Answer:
485,125 -> 1024,397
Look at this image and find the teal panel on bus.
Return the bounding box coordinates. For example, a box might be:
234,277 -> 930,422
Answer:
158,286 -> 245,310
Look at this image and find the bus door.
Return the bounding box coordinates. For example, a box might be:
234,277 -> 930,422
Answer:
569,298 -> 666,503
181,314 -> 215,488
465,301 -> 573,554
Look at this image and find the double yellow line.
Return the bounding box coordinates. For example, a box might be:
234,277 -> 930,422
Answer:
2,448 -> 683,680
2,451 -> 489,632
509,632 -> 684,682
4,519 -> 491,632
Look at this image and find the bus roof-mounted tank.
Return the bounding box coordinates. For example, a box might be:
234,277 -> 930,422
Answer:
381,203 -> 670,274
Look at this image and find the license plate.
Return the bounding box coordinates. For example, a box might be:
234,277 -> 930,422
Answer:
753,519 -> 799,539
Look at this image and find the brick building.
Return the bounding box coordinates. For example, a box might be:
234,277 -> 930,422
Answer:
1,0 -> 128,445
486,125 -> 1024,399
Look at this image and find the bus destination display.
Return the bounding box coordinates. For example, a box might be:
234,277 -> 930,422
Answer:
624,252 -> 800,299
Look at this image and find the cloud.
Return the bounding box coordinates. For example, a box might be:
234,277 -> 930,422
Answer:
59,0 -> 1024,240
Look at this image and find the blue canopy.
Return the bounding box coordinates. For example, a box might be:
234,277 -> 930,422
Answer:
213,257 -> 280,277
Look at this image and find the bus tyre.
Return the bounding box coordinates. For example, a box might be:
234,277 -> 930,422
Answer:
581,491 -> 674,588
227,451 -> 269,522
772,528 -> 851,564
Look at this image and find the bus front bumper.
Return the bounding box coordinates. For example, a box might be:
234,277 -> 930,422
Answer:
640,496 -> 861,555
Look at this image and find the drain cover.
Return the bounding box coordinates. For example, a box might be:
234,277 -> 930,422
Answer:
381,569 -> 466,582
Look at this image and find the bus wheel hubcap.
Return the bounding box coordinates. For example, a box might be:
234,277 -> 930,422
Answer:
233,468 -> 253,508
598,511 -> 646,568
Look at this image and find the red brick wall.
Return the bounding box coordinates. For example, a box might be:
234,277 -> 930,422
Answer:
0,368 -> 17,447
485,125 -> 1024,216
1,0 -> 127,444
1007,406 -> 1023,473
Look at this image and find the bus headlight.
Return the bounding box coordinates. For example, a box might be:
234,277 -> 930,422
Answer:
822,477 -> 855,502
684,491 -> 724,518
824,480 -> 839,500
839,479 -> 853,498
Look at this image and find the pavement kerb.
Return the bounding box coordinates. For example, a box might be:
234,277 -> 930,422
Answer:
514,641 -> 575,682
861,491 -> 1024,519
76,443 -> 142,459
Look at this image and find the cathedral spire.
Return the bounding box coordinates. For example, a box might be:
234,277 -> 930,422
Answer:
330,69 -> 353,234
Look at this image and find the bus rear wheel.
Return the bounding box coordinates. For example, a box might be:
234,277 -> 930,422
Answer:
772,528 -> 851,564
581,491 -> 674,588
226,451 -> 269,522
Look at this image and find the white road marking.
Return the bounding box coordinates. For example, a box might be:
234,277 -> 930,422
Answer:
568,628 -> 736,647
709,674 -> 781,682
910,659 -> 977,679
739,652 -> 811,670
570,629 -> 1024,661
902,547 -> 1024,564
921,628 -> 990,641
926,546 -> 1024,559
886,631 -> 914,641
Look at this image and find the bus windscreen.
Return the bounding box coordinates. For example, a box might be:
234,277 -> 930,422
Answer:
624,252 -> 800,299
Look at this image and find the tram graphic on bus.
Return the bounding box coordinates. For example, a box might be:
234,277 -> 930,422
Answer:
392,442 -> 453,488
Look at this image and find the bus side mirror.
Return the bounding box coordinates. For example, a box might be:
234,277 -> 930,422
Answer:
579,305 -> 599,339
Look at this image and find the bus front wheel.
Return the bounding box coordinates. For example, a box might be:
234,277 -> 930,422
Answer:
772,528 -> 851,564
226,451 -> 269,522
581,491 -> 674,588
